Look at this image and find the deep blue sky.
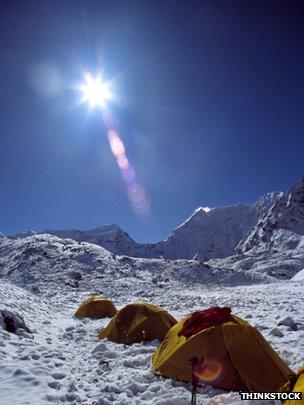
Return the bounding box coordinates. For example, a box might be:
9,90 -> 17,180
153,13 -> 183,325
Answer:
0,0 -> 304,242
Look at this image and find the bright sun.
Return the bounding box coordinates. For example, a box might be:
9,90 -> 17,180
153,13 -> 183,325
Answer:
79,73 -> 112,108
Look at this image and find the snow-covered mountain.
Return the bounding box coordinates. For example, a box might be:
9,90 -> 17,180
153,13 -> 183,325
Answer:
43,224 -> 140,256
0,234 -> 273,293
240,177 -> 304,254
210,178 -> 304,279
12,225 -> 145,257
7,178 -> 304,279
12,191 -> 282,261
153,191 -> 281,261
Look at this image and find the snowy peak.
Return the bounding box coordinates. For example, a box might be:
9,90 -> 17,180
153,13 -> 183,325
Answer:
265,178 -> 304,234
193,206 -> 212,214
160,203 -> 258,260
40,224 -> 139,256
159,192 -> 286,261
240,178 -> 304,253
8,190 -> 284,261
254,191 -> 284,213
9,205 -> 253,261
287,176 -> 304,215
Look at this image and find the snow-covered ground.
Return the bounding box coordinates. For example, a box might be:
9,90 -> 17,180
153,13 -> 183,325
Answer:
0,235 -> 303,404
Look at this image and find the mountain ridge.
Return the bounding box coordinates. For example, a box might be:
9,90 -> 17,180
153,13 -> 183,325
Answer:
9,190 -> 282,261
239,177 -> 304,254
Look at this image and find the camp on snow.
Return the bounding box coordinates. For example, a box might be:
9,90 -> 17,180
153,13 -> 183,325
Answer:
99,302 -> 177,345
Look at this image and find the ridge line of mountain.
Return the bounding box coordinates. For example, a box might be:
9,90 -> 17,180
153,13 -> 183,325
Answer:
6,190 -> 284,261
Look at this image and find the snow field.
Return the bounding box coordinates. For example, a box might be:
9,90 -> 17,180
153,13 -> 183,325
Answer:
0,277 -> 303,404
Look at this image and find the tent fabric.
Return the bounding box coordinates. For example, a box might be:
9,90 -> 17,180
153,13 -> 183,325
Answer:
99,302 -> 177,345
178,307 -> 232,338
284,367 -> 304,405
74,296 -> 117,319
152,310 -> 295,392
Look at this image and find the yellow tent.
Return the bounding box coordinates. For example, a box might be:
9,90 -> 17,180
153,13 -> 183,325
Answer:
284,366 -> 304,405
74,295 -> 117,319
99,302 -> 177,344
152,308 -> 295,392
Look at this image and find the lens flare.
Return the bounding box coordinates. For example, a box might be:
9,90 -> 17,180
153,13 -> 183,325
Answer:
117,155 -> 129,170
121,166 -> 136,183
193,359 -> 222,383
108,130 -> 126,157
77,72 -> 150,216
105,126 -> 150,216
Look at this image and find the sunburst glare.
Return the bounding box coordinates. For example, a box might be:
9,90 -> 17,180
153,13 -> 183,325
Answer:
79,73 -> 112,108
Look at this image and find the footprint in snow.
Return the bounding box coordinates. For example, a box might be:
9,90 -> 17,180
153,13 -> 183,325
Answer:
12,368 -> 30,377
48,380 -> 61,390
51,372 -> 66,380
20,355 -> 30,360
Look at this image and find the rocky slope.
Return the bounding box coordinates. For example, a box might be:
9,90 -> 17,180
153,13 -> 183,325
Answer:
154,191 -> 281,261
210,178 -> 304,279
11,192 -> 282,261
8,177 -> 304,279
0,234 -> 274,297
239,177 -> 304,254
